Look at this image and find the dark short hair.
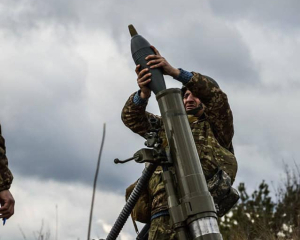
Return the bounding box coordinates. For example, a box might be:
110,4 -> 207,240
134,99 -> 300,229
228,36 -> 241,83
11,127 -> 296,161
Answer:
181,86 -> 188,98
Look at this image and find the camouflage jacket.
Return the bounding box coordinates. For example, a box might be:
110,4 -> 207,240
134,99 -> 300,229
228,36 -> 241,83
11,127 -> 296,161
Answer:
0,124 -> 13,191
122,72 -> 237,222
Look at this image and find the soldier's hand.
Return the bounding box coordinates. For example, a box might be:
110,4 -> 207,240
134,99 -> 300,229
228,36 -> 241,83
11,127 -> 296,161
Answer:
0,190 -> 15,219
136,64 -> 151,99
146,46 -> 180,78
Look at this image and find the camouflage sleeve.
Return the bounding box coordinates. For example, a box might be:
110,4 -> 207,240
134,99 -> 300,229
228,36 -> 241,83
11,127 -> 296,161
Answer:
185,72 -> 234,152
121,92 -> 162,138
0,124 -> 13,192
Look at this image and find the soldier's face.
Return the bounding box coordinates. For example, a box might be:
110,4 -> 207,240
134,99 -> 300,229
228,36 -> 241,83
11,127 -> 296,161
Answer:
183,90 -> 204,116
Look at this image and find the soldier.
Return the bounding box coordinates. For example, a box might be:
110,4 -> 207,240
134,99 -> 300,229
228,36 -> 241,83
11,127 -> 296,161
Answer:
122,46 -> 238,240
0,124 -> 15,221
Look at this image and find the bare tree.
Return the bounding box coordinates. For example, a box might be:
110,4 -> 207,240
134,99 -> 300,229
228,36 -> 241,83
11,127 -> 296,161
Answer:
55,204 -> 58,240
87,123 -> 106,240
33,219 -> 51,240
18,224 -> 27,240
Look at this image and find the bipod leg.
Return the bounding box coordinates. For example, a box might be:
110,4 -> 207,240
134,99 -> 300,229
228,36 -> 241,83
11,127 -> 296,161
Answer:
105,163 -> 157,240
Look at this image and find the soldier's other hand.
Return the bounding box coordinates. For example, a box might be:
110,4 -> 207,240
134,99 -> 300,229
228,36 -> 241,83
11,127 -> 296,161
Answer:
0,190 -> 15,219
136,64 -> 151,99
146,46 -> 180,78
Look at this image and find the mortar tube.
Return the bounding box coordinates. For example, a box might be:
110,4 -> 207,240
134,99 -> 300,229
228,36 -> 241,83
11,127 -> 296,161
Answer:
156,88 -> 223,240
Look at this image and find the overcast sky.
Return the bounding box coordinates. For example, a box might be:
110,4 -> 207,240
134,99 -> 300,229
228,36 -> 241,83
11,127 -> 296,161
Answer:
0,0 -> 299,239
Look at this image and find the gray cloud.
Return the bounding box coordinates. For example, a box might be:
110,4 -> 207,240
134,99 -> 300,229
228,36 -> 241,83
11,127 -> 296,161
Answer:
0,0 -> 259,85
209,0 -> 300,32
0,23 -> 148,192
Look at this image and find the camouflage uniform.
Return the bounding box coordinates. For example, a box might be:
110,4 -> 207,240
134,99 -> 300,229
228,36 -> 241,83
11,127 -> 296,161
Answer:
0,124 -> 13,192
122,72 -> 237,239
